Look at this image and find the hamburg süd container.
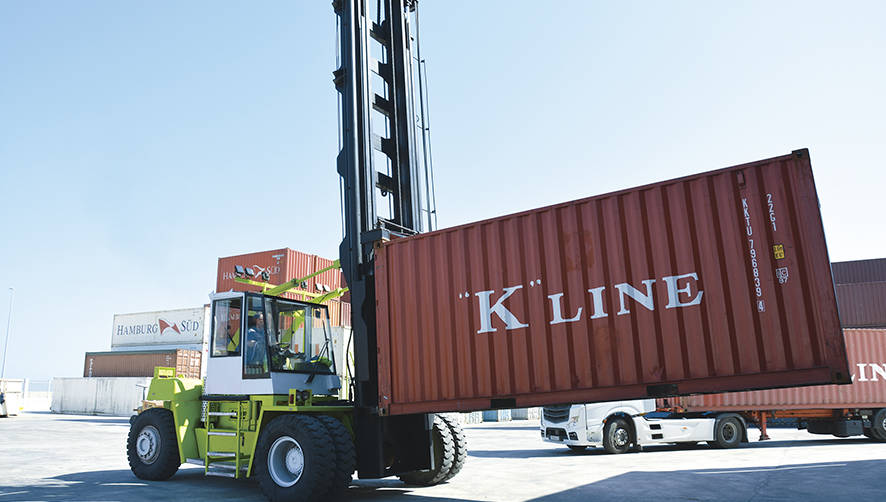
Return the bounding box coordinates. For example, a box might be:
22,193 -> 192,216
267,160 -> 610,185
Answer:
668,329 -> 886,410
374,149 -> 849,415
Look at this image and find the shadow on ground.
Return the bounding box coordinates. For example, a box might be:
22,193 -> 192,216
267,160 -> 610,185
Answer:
0,467 -> 477,502
525,459 -> 886,502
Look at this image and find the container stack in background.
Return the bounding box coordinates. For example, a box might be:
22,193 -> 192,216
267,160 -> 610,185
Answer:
53,248 -> 352,417
215,248 -> 351,328
832,258 -> 886,329
661,258 -> 886,423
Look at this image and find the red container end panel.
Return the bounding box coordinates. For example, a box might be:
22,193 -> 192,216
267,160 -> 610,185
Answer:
374,149 -> 849,416
668,329 -> 886,410
835,282 -> 886,328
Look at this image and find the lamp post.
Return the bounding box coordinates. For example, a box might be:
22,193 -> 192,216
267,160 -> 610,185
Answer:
1,287 -> 13,381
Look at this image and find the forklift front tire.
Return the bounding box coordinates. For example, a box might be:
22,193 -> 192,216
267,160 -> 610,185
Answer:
255,415 -> 335,502
127,408 -> 181,481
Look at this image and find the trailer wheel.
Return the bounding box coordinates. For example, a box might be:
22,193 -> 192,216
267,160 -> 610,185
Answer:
870,409 -> 886,441
255,415 -> 334,502
602,417 -> 632,454
709,416 -> 743,449
439,414 -> 467,481
127,408 -> 181,481
316,415 -> 356,499
398,415 -> 454,486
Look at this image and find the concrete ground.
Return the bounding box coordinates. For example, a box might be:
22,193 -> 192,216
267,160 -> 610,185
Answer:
2,412 -> 884,501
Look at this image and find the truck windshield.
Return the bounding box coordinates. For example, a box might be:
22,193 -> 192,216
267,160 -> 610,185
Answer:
263,297 -> 335,374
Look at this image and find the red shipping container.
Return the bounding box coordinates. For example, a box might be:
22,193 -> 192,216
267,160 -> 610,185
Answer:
216,248 -> 342,300
83,349 -> 202,378
374,149 -> 849,415
835,282 -> 886,328
668,329 -> 886,410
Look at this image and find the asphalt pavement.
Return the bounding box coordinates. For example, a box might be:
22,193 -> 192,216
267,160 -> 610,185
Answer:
2,412 -> 884,501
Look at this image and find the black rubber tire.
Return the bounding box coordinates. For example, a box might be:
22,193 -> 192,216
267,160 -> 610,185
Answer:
602,417 -> 632,454
863,429 -> 875,439
709,417 -> 743,449
316,415 -> 356,499
439,414 -> 467,481
254,415 -> 335,502
870,409 -> 886,441
398,414 -> 454,486
127,408 -> 181,481
567,445 -> 588,452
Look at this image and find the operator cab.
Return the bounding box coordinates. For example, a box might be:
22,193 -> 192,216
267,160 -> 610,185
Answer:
205,291 -> 341,397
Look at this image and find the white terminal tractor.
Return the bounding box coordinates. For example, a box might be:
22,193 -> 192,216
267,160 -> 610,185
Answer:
540,400 -> 749,454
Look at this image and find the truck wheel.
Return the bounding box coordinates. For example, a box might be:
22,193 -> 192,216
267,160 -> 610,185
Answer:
709,417 -> 743,449
439,414 -> 467,481
127,408 -> 181,481
398,415 -> 454,486
316,415 -> 356,498
255,415 -> 334,502
870,409 -> 886,441
602,417 -> 632,454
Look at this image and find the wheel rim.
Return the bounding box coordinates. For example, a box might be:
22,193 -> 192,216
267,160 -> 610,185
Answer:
136,425 -> 161,464
268,436 -> 304,487
613,426 -> 629,448
722,422 -> 737,442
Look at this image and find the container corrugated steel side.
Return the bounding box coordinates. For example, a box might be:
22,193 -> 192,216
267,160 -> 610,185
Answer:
374,149 -> 849,416
835,282 -> 886,328
831,258 -> 886,284
83,349 -> 202,378
667,329 -> 886,410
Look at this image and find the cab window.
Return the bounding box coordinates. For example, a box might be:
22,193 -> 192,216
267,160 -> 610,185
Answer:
212,298 -> 242,357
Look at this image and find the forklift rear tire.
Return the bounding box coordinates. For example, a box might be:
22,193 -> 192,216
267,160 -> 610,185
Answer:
316,415 -> 357,498
709,417 -> 743,449
255,415 -> 335,502
439,414 -> 467,481
602,417 -> 632,454
398,414 -> 454,486
870,409 -> 886,441
127,408 -> 181,481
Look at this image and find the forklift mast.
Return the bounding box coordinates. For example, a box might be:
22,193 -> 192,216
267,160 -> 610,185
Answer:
334,0 -> 436,477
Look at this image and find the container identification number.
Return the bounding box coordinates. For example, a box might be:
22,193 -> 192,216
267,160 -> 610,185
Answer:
742,198 -> 764,300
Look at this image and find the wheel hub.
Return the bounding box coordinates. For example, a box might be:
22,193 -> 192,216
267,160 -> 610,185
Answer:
614,428 -> 629,447
136,425 -> 160,464
268,436 -> 304,487
723,423 -> 737,441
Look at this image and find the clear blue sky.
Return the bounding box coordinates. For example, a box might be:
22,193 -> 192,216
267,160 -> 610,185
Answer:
1,1 -> 884,380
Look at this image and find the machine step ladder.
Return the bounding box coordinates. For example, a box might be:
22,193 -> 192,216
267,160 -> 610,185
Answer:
203,400 -> 251,478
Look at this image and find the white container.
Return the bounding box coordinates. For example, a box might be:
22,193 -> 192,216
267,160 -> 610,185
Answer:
51,377 -> 152,416
112,306 -> 209,348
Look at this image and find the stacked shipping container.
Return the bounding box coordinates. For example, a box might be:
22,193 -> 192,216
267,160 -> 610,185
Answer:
83,349 -> 202,379
832,258 -> 886,328
216,248 -> 351,327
